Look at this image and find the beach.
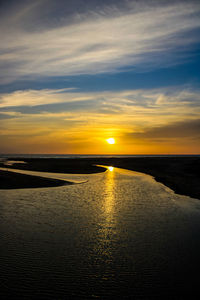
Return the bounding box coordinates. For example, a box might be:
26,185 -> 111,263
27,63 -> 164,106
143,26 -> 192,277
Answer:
0,156 -> 199,199
0,169 -> 72,189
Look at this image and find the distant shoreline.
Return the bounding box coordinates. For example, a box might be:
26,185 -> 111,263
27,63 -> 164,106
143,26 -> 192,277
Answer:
0,157 -> 200,200
0,154 -> 200,159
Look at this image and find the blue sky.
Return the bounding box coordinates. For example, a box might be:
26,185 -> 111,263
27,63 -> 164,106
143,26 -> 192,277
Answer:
0,0 -> 200,154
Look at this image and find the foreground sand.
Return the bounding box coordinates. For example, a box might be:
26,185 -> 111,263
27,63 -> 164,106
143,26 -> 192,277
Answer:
0,157 -> 199,199
0,169 -> 72,189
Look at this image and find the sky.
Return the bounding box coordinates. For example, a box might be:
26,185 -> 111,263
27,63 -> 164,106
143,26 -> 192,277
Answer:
0,0 -> 200,154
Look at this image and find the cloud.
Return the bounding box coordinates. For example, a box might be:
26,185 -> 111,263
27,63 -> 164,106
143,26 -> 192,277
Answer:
128,119 -> 200,140
0,87 -> 200,121
0,88 -> 76,108
0,112 -> 19,120
0,86 -> 200,139
0,1 -> 199,83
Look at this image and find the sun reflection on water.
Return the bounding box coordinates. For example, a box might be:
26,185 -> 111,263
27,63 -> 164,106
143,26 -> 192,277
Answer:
92,165 -> 118,268
97,166 -> 117,260
104,168 -> 115,215
108,166 -> 114,172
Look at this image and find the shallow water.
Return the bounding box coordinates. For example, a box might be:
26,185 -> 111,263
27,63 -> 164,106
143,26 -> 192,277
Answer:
1,166 -> 200,299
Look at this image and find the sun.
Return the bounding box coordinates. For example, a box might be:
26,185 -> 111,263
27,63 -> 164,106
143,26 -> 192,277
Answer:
106,138 -> 115,144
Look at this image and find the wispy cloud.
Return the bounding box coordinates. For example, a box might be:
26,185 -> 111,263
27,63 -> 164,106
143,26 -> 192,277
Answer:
0,86 -> 200,134
1,86 -> 200,116
0,1 -> 199,84
0,88 -> 76,108
127,119 -> 200,140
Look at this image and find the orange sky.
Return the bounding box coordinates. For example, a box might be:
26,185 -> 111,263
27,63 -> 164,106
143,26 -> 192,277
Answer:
0,89 -> 199,154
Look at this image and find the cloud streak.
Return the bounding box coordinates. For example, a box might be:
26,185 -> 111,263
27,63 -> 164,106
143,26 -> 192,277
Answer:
128,119 -> 200,140
0,1 -> 200,84
0,86 -> 200,132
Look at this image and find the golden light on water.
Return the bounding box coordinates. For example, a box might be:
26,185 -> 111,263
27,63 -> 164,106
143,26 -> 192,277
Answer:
106,138 -> 115,144
104,167 -> 115,215
93,166 -> 116,262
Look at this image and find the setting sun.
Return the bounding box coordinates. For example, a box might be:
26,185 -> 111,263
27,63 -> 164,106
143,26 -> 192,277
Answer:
106,138 -> 115,144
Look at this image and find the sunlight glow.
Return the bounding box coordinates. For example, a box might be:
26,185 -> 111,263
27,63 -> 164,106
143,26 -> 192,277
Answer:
108,166 -> 114,172
106,138 -> 115,144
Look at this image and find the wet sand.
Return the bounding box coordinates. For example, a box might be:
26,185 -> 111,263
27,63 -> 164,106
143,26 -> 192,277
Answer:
0,157 -> 199,199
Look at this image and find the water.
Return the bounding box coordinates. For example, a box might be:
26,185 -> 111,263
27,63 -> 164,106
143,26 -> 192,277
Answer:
1,166 -> 200,299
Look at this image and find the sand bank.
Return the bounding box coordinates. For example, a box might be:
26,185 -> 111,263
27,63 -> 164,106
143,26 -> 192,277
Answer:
0,169 -> 72,189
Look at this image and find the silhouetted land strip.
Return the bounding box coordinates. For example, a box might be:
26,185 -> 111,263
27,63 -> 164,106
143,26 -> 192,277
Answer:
0,169 -> 71,189
0,157 -> 199,199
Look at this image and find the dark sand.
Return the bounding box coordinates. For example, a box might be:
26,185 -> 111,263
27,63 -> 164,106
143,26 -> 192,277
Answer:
0,169 -> 72,189
0,157 -> 199,199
